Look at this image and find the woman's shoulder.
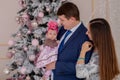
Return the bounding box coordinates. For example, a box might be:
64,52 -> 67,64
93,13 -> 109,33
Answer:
113,74 -> 120,80
90,51 -> 99,61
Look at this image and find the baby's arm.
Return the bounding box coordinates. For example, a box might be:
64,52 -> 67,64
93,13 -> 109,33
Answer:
42,70 -> 52,80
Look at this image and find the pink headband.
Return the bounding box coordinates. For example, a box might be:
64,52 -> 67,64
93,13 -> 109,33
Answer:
47,21 -> 58,33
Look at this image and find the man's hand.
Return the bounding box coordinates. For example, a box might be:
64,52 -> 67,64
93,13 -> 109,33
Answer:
46,61 -> 56,70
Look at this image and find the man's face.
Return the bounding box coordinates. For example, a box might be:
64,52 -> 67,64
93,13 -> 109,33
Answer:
58,15 -> 73,30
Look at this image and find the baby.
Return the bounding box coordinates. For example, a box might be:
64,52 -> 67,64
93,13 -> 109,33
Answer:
35,21 -> 58,80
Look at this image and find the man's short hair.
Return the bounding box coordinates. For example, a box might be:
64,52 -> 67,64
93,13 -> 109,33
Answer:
57,2 -> 80,20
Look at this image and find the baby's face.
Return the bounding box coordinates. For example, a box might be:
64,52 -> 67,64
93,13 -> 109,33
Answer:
46,29 -> 57,40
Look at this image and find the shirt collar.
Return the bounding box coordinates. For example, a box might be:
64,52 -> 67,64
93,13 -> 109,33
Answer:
70,22 -> 81,33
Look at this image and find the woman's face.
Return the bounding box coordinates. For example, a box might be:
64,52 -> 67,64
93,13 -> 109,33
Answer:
86,24 -> 92,40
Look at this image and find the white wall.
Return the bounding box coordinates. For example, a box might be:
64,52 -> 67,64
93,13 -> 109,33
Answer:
0,0 -> 19,79
69,0 -> 92,25
0,0 -> 19,43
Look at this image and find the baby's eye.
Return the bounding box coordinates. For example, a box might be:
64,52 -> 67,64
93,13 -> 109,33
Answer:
49,33 -> 52,35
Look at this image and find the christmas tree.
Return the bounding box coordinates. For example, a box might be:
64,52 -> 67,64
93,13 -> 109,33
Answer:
5,0 -> 67,80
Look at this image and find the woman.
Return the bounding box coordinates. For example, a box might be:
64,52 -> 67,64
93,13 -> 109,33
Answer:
76,18 -> 120,80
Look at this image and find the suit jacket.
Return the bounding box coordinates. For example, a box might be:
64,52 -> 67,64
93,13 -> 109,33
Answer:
53,23 -> 93,80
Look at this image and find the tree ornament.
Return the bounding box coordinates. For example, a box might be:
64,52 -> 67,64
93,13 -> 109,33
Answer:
29,54 -> 36,61
8,40 -> 14,46
38,12 -> 44,18
3,68 -> 10,74
32,39 -> 39,46
20,67 -> 27,74
27,30 -> 31,34
23,46 -> 28,51
31,21 -> 38,28
6,52 -> 14,59
22,13 -> 29,22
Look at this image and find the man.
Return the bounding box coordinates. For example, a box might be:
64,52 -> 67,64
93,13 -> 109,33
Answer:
47,2 -> 93,80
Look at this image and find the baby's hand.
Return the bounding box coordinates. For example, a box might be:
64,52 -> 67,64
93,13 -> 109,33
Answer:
41,76 -> 47,80
46,61 -> 56,70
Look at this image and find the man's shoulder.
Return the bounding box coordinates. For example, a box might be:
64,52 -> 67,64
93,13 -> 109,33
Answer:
79,23 -> 87,30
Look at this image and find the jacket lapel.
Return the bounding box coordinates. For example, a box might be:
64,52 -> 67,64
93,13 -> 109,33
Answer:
60,23 -> 85,52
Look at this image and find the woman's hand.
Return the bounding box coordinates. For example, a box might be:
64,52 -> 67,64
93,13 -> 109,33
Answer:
77,41 -> 93,64
81,41 -> 93,53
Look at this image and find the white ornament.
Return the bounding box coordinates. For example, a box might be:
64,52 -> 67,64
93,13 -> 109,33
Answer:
3,68 -> 10,74
31,21 -> 38,27
29,55 -> 36,61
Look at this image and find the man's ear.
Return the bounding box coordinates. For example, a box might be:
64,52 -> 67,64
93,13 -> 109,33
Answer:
70,17 -> 76,21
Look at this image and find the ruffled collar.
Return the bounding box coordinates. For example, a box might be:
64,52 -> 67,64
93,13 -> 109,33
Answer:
43,39 -> 58,48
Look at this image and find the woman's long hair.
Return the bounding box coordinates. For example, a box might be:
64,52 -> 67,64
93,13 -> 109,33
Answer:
89,18 -> 119,80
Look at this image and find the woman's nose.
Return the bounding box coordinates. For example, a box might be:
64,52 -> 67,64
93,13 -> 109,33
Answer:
86,31 -> 88,35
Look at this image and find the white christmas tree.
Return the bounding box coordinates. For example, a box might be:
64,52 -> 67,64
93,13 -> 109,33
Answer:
5,0 -> 67,80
